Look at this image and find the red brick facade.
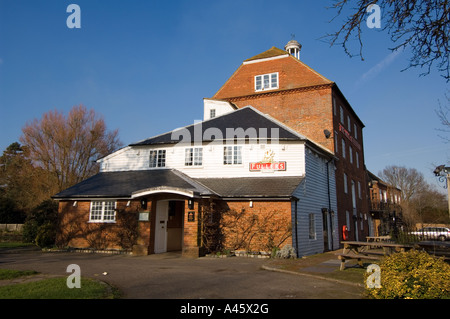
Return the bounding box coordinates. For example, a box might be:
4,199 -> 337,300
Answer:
57,196 -> 294,257
213,49 -> 370,242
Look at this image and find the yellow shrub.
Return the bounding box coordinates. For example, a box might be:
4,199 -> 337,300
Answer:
365,250 -> 450,299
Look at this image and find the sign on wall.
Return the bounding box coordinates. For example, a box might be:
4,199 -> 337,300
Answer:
249,150 -> 286,172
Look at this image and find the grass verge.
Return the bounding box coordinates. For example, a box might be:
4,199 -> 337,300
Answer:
0,270 -> 120,299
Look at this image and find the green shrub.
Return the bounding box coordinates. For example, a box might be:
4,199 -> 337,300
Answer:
35,222 -> 56,248
365,250 -> 450,299
22,199 -> 58,246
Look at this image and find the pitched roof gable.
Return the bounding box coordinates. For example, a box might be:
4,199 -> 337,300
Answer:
213,47 -> 332,100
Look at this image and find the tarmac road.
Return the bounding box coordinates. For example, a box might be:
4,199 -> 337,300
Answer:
0,249 -> 364,299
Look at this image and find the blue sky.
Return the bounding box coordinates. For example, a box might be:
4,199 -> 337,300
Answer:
0,0 -> 448,192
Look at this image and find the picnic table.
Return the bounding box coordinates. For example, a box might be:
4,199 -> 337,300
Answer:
337,241 -> 414,270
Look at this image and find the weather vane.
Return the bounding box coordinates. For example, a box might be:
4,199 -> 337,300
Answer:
290,33 -> 295,40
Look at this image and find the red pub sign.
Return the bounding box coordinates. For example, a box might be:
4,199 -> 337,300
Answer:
249,161 -> 286,171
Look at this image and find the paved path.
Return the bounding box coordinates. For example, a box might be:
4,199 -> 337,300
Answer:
0,249 -> 364,299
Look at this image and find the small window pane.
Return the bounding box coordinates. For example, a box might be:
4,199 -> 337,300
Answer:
103,202 -> 115,221
149,150 -> 157,168
263,74 -> 270,89
271,73 -> 278,88
90,202 -> 102,220
234,146 -> 242,164
194,148 -> 202,166
255,76 -> 262,91
158,150 -> 166,167
224,146 -> 232,165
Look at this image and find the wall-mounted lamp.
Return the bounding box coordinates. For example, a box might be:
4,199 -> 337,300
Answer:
126,200 -> 131,207
188,199 -> 194,210
140,199 -> 147,210
324,129 -> 331,139
73,201 -> 77,207
249,200 -> 253,208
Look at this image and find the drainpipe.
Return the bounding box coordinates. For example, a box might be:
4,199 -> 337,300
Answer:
326,158 -> 334,250
294,199 -> 299,257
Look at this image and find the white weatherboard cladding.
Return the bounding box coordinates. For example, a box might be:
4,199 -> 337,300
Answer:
291,147 -> 338,257
99,141 -> 306,178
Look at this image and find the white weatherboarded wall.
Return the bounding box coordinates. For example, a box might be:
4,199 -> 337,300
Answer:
99,141 -> 306,179
291,145 -> 338,257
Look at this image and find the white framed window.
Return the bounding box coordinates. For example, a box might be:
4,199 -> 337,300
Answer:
309,213 -> 316,239
255,72 -> 278,91
223,145 -> 242,165
185,147 -> 203,166
149,150 -> 166,168
89,201 -> 116,222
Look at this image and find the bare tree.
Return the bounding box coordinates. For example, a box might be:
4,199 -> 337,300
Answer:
379,165 -> 427,203
326,0 -> 450,80
436,93 -> 450,142
20,105 -> 122,192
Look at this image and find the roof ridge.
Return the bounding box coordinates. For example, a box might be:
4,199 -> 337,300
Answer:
170,169 -> 219,196
244,46 -> 289,62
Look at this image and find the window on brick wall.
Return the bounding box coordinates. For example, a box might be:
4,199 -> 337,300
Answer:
344,173 -> 348,193
355,151 -> 359,168
342,139 -> 346,159
255,72 -> 278,91
349,145 -> 353,164
334,131 -> 338,153
89,201 -> 116,223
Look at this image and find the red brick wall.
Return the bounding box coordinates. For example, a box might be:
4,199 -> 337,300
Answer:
56,200 -> 142,250
217,200 -> 293,253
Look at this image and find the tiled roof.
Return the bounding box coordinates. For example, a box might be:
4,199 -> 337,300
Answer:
194,176 -> 303,199
53,169 -> 214,199
53,168 -> 303,200
130,106 -> 304,146
244,47 -> 289,62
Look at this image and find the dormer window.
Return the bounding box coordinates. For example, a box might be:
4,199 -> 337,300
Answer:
255,72 -> 278,91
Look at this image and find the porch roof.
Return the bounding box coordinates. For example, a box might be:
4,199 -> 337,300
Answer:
52,169 -> 215,199
194,176 -> 303,199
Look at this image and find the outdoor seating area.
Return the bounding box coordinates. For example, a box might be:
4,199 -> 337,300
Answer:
337,235 -> 450,270
337,238 -> 414,270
